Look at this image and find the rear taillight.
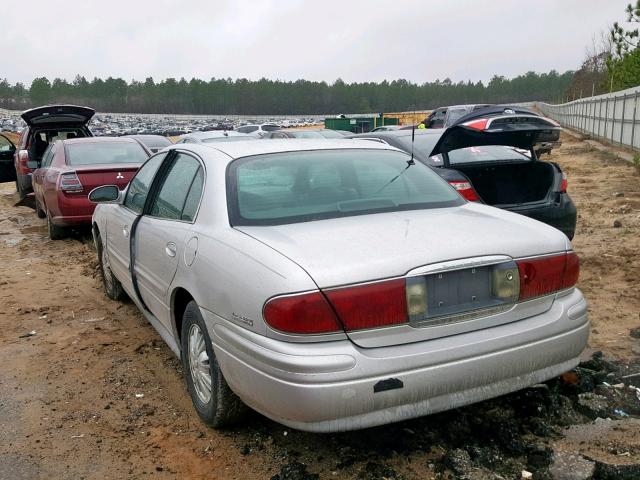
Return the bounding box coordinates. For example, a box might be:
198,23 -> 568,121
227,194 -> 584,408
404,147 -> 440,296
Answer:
324,279 -> 407,331
59,172 -> 84,193
449,181 -> 481,202
263,291 -> 341,334
462,118 -> 489,131
559,172 -> 568,193
263,252 -> 579,335
17,150 -> 29,167
517,252 -> 579,300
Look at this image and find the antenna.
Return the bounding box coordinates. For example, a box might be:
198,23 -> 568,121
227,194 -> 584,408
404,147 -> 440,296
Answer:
409,103 -> 416,165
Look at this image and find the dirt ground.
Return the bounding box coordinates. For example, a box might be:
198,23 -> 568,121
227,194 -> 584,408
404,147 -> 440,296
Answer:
1,132 -> 640,480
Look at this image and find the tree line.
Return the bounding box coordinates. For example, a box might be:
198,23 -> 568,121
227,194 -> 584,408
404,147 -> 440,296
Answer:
0,71 -> 574,115
565,1 -> 640,99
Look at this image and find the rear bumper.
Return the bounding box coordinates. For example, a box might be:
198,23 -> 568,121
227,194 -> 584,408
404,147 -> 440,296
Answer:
506,193 -> 577,239
50,214 -> 93,227
50,193 -> 97,227
205,289 -> 589,432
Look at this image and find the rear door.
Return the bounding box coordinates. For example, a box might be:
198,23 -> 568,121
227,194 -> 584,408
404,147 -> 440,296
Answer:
105,152 -> 167,292
133,152 -> 204,330
429,106 -> 561,161
21,105 -> 95,127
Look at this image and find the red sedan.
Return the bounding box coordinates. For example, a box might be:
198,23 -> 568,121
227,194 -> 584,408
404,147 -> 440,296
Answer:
32,137 -> 151,239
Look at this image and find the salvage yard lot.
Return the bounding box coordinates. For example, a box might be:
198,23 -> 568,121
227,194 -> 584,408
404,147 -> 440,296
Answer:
1,132 -> 639,479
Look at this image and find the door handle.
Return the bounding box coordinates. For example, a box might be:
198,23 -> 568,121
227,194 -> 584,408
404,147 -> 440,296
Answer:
165,242 -> 177,257
122,225 -> 129,238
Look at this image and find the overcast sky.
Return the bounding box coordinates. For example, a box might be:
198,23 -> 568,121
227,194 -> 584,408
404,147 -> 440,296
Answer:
2,0 -> 630,86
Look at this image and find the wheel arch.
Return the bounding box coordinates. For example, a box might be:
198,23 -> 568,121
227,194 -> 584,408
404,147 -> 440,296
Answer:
171,287 -> 195,348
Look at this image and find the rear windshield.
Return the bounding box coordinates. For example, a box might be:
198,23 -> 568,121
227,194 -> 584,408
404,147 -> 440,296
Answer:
446,145 -> 531,164
66,142 -> 149,166
261,124 -> 280,132
227,149 -> 463,226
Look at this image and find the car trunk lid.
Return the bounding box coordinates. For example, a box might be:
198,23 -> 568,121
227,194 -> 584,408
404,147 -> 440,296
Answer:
429,106 -> 561,160
21,105 -> 95,127
65,164 -> 140,193
238,205 -> 568,347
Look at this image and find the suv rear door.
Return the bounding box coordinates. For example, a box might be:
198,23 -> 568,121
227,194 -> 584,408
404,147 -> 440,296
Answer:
21,105 -> 95,127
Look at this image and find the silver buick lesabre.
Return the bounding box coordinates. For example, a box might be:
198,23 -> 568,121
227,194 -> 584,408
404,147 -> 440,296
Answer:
90,116 -> 588,432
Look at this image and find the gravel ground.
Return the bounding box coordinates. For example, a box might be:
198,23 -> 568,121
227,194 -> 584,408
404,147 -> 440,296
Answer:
1,132 -> 639,480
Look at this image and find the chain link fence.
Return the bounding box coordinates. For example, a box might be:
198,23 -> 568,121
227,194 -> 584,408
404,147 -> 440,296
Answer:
537,85 -> 640,151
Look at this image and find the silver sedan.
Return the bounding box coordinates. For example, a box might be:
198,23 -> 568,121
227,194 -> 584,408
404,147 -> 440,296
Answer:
90,138 -> 588,432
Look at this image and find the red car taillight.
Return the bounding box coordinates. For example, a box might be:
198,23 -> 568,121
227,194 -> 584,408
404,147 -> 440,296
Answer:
517,251 -> 579,300
449,181 -> 481,202
59,172 -> 84,193
264,253 -> 579,335
263,291 -> 342,334
462,118 -> 489,131
559,172 -> 568,193
324,279 -> 407,331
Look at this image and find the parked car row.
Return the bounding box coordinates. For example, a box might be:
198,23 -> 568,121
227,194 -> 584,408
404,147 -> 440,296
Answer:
2,103 -> 588,434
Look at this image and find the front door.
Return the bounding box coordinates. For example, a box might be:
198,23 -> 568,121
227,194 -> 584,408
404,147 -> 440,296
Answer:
106,152 -> 167,294
0,134 -> 16,183
134,152 -> 204,330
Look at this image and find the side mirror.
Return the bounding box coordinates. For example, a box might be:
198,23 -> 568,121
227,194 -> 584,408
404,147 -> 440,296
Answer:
89,185 -> 120,203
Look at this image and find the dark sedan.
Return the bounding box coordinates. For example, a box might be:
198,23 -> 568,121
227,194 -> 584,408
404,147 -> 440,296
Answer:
350,106 -> 577,239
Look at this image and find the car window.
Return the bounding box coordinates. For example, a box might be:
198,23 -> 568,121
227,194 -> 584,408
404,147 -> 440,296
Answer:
228,149 -> 463,226
124,153 -> 167,214
261,125 -> 280,132
0,135 -> 13,151
148,153 -> 201,221
237,126 -> 258,134
41,144 -> 55,168
66,142 -> 148,166
181,168 -> 204,222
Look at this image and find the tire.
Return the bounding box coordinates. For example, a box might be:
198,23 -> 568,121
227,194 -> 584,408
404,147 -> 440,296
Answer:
181,300 -> 246,428
96,232 -> 126,301
46,210 -> 66,240
35,198 -> 46,219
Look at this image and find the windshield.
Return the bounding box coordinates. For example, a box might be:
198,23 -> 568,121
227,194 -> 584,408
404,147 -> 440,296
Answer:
227,149 -> 463,226
66,142 -> 149,166
261,124 -> 280,132
446,145 -> 531,164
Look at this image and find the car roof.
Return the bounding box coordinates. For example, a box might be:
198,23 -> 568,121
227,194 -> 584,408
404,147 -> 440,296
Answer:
171,138 -> 400,162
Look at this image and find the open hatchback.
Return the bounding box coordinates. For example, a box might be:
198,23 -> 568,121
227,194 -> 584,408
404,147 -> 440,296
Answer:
15,105 -> 95,199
